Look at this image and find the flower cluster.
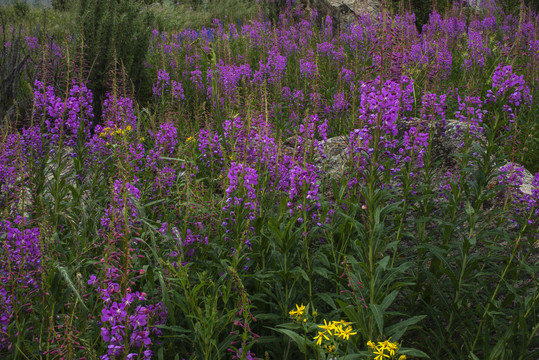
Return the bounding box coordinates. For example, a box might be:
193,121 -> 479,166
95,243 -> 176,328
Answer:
33,79 -> 93,148
463,30 -> 491,70
0,134 -> 25,208
216,61 -> 252,97
0,218 -> 42,349
367,339 -> 406,360
198,129 -> 223,168
254,48 -> 287,85
313,319 -> 357,347
88,94 -> 145,172
224,162 -> 259,220
358,76 -> 414,137
89,279 -> 167,360
99,125 -> 133,138
146,121 -> 178,171
288,304 -> 306,322
455,95 -> 486,137
486,64 -> 532,123
100,178 -> 141,239
151,66 -> 185,102
170,224 -> 209,260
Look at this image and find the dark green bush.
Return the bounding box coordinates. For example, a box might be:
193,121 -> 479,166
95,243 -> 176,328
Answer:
13,1 -> 29,17
0,12 -> 33,129
78,0 -> 154,121
52,0 -> 75,11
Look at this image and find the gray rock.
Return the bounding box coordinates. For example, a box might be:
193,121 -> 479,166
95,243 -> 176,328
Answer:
316,135 -> 349,179
297,0 -> 380,29
499,162 -> 535,197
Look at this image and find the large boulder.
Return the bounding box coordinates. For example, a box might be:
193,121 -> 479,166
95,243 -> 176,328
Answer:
275,0 -> 380,28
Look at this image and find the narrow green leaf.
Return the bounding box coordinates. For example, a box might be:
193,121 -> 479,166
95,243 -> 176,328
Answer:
369,303 -> 384,335
270,327 -> 307,353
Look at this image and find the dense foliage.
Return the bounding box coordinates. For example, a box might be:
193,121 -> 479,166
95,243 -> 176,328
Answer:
0,1 -> 538,359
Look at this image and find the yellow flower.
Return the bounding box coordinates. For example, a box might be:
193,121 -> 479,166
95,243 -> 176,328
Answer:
373,347 -> 390,360
140,137 -> 145,141
126,125 -> 132,131
313,331 -> 329,346
186,136 -> 194,143
338,325 -> 357,341
289,304 -> 306,322
317,319 -> 334,336
369,339 -> 400,360
380,340 -> 398,356
398,355 -> 407,360
324,344 -> 335,352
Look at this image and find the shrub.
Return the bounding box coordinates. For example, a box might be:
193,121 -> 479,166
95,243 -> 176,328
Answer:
78,0 -> 154,122
0,12 -> 33,129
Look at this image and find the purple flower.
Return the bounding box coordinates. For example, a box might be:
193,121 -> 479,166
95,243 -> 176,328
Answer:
33,79 -> 93,148
299,58 -> 317,79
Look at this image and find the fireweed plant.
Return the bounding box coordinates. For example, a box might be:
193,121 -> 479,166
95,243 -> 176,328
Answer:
0,1 -> 538,359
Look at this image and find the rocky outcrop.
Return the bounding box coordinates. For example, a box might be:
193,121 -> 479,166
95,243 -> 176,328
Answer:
285,120 -> 537,201
294,0 -> 380,28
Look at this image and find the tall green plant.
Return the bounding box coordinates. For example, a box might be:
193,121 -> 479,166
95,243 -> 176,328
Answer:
78,0 -> 154,121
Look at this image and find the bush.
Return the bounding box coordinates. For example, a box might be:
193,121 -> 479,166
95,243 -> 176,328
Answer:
13,1 -> 29,17
0,12 -> 33,129
78,0 -> 154,122
52,0 -> 75,11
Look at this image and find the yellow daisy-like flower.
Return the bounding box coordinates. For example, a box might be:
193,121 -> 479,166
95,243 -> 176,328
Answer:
288,304 -> 306,322
313,331 -> 329,346
387,343 -> 398,356
317,319 -> 334,336
338,325 -> 357,341
367,340 -> 376,350
186,136 -> 194,143
398,355 -> 407,360
373,347 -> 391,360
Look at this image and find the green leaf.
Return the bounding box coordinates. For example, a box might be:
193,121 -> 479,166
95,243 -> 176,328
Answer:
380,290 -> 399,311
313,266 -> 331,279
399,347 -> 430,358
343,353 -> 372,359
270,327 -> 307,353
55,264 -> 89,311
317,292 -> 336,310
378,256 -> 390,270
369,303 -> 384,335
487,323 -> 513,360
385,315 -> 426,341
296,267 -> 310,282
